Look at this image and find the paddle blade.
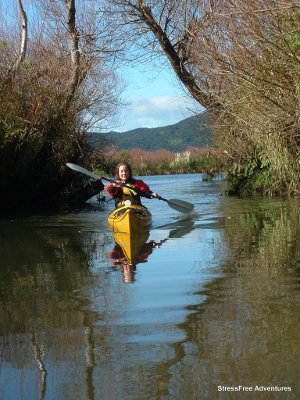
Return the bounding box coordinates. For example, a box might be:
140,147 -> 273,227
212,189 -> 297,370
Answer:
167,198 -> 194,213
66,163 -> 100,180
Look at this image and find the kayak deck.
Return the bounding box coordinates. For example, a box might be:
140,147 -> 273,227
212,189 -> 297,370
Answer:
108,204 -> 152,233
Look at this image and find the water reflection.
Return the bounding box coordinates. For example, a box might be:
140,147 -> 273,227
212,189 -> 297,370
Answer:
0,215 -> 108,400
108,232 -> 162,283
162,198 -> 300,399
108,218 -> 196,283
1,182 -> 300,399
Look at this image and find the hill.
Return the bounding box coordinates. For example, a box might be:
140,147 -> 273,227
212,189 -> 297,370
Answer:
90,112 -> 213,152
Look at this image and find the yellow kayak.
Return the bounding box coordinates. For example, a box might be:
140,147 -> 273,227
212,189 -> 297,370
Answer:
108,204 -> 152,233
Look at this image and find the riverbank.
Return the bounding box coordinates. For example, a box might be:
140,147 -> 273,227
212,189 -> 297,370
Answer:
97,147 -> 221,177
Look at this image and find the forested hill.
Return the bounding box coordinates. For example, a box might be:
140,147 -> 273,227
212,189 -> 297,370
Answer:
101,112 -> 213,152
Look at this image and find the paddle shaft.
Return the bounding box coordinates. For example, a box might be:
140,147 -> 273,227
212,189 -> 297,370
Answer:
66,163 -> 153,198
66,163 -> 194,213
103,179 -> 193,212
157,196 -> 168,203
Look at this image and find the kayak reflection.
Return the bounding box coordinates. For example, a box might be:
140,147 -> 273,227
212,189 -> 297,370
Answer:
108,231 -> 162,283
108,217 -> 195,283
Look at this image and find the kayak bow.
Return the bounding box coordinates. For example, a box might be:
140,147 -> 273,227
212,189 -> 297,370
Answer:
108,204 -> 152,233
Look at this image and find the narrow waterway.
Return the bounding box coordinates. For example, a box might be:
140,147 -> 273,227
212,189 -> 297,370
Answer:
0,174 -> 300,399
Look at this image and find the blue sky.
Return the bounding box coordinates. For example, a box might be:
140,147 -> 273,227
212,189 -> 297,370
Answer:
113,62 -> 203,132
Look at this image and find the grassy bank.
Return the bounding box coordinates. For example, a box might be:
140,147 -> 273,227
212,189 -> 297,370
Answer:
96,147 -> 221,177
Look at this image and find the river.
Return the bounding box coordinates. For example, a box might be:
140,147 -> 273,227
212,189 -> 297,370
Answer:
0,174 -> 300,399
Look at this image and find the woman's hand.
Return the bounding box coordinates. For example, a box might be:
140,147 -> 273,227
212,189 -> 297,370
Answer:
111,181 -> 122,187
151,192 -> 160,198
107,181 -> 122,195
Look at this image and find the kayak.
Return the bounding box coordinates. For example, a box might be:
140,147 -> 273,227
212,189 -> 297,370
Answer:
113,231 -> 150,265
108,204 -> 152,233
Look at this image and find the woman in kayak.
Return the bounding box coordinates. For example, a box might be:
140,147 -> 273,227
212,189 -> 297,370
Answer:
106,162 -> 160,207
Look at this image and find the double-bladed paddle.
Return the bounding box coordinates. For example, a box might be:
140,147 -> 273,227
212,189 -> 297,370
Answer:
66,162 -> 194,214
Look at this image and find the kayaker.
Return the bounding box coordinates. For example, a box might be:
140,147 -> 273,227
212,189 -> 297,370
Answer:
106,162 -> 160,208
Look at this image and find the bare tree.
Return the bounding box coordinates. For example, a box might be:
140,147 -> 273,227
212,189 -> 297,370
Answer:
34,0 -> 124,127
103,0 -> 300,109
102,0 -> 221,109
103,0 -> 300,194
0,0 -> 123,210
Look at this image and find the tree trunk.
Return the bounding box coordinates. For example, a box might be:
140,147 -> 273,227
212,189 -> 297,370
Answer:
7,0 -> 28,81
63,0 -> 81,109
16,0 -> 28,66
135,0 -> 213,108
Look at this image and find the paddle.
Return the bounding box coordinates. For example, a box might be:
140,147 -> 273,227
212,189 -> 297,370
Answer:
66,163 -> 194,213
157,196 -> 194,213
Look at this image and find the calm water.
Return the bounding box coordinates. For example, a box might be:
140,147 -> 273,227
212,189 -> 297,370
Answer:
1,174 -> 300,399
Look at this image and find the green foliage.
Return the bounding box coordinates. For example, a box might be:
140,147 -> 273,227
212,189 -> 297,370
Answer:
282,11 -> 300,51
19,60 -> 32,69
227,160 -> 275,195
132,154 -> 218,176
200,4 -> 300,196
222,198 -> 300,274
170,137 -> 183,147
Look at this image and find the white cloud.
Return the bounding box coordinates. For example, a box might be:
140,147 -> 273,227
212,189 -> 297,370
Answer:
117,94 -> 202,132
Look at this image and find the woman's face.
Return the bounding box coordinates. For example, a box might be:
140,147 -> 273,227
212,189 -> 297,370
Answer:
118,165 -> 130,181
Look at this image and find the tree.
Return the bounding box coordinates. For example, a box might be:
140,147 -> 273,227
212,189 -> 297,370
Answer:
102,0 -> 219,108
103,0 -> 300,194
0,0 -> 122,212
15,0 -> 28,69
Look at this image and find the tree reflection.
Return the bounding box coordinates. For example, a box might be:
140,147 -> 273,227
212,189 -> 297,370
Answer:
0,219 -> 102,399
152,199 -> 300,398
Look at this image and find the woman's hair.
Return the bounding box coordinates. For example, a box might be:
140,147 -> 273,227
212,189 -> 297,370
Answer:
115,162 -> 132,179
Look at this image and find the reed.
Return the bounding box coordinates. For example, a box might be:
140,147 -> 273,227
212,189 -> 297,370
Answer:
102,147 -> 220,176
